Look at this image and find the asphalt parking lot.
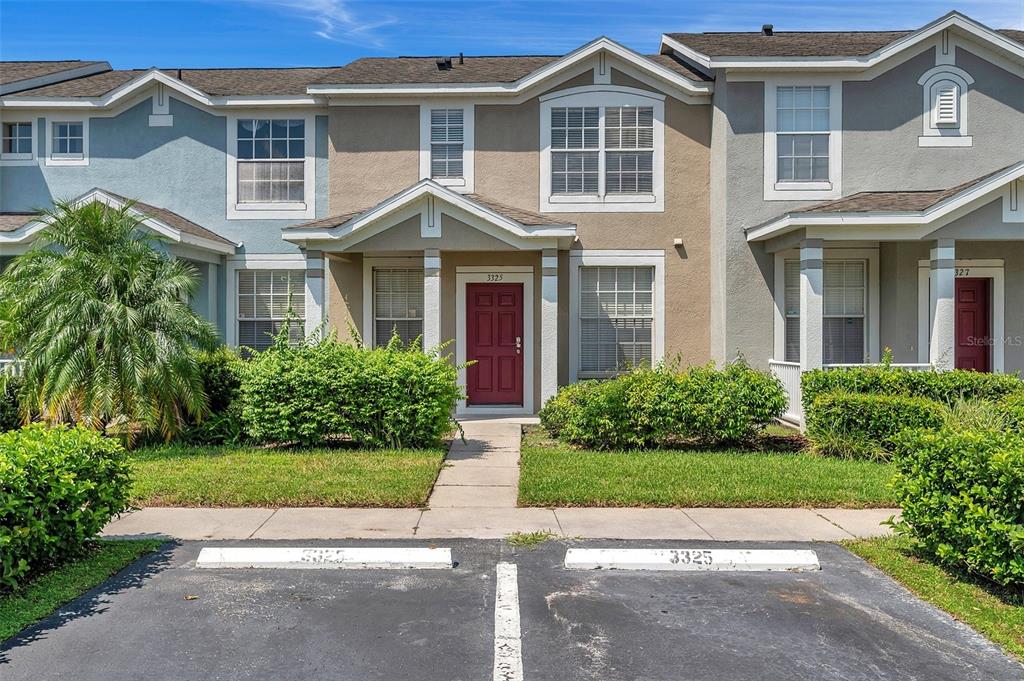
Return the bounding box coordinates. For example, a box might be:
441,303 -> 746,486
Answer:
2,539 -> 1020,681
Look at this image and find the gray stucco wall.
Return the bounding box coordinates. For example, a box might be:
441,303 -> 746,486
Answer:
714,41 -> 1024,369
0,97 -> 329,255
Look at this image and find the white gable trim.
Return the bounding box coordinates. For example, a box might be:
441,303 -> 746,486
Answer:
747,162 -> 1024,242
309,37 -> 713,101
282,179 -> 575,250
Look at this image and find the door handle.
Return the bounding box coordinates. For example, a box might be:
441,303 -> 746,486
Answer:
515,336 -> 522,354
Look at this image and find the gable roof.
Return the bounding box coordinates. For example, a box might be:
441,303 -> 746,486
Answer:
0,60 -> 111,95
0,189 -> 236,253
662,12 -> 1024,70
746,162 -> 1024,242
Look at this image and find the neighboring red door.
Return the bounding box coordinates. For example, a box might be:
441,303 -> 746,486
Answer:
955,278 -> 991,372
466,283 -> 524,405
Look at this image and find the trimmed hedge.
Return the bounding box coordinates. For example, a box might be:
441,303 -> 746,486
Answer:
238,337 -> 459,448
539,362 -> 786,450
182,347 -> 245,445
801,365 -> 1023,414
805,392 -> 946,460
891,427 -> 1024,587
0,424 -> 131,590
997,392 -> 1024,435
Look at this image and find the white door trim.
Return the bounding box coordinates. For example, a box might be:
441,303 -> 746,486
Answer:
456,267 -> 534,416
917,259 -> 1004,372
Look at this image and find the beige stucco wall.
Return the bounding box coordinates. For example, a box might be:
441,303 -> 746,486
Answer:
323,61 -> 713,402
327,253 -> 364,342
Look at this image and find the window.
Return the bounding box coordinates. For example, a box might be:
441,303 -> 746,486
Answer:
1,122 -> 32,158
917,66 -> 973,147
776,86 -> 829,183
429,109 -> 464,179
784,259 -> 866,364
578,266 -> 654,374
551,107 -> 599,194
236,269 -> 305,351
540,87 -> 665,212
52,122 -> 84,158
373,268 -> 424,348
236,119 -> 305,203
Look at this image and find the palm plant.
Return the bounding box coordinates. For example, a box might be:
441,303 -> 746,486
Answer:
0,199 -> 218,440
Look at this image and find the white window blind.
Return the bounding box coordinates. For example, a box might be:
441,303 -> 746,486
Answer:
776,86 -> 830,182
236,119 -> 305,202
932,82 -> 960,127
52,122 -> 84,157
430,109 -> 464,178
551,107 -> 599,194
2,122 -> 32,156
373,268 -> 424,349
237,269 -> 305,351
784,259 -> 866,365
605,106 -> 654,194
579,266 -> 654,374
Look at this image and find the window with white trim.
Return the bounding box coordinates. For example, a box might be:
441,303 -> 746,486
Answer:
776,86 -> 830,183
429,109 -> 464,179
236,119 -> 305,203
51,121 -> 84,158
540,87 -> 665,212
784,259 -> 866,364
578,266 -> 654,374
236,269 -> 305,351
917,66 -> 973,146
2,122 -> 32,159
373,268 -> 424,349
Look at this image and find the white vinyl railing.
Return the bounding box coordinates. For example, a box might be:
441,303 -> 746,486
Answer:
768,360 -> 803,424
769,360 -> 935,426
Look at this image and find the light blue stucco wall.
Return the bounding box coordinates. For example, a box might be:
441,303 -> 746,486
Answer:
0,96 -> 329,340
0,97 -> 329,255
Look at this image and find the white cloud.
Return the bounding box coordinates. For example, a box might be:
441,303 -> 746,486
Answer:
244,0 -> 397,47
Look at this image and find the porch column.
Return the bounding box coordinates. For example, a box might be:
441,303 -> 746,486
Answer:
423,249 -> 441,350
304,249 -> 324,339
929,239 -> 956,370
799,239 -> 823,371
541,249 -> 559,406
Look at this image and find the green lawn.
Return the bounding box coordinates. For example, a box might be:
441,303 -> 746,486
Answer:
130,444 -> 446,507
518,428 -> 894,508
1,539 -> 165,643
846,536 -> 1024,660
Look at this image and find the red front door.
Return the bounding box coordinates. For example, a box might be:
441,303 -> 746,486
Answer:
955,278 -> 991,372
466,283 -> 524,405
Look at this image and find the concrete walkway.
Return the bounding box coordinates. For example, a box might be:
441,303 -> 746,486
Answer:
102,506 -> 898,541
426,419 -> 522,509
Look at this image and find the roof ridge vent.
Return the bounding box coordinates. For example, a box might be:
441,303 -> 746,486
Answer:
762,24 -> 774,36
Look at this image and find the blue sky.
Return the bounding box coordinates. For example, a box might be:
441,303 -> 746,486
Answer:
1,1 -> 1022,68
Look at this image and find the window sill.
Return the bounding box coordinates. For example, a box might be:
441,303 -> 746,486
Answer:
0,154 -> 35,166
918,135 -> 973,148
432,177 -> 466,188
228,201 -> 313,221
765,180 -> 839,202
542,193 -> 663,213
45,155 -> 88,167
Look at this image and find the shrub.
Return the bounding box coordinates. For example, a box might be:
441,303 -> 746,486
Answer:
238,335 -> 459,448
538,362 -> 786,449
0,376 -> 21,432
0,424 -> 131,590
805,392 -> 946,460
182,347 -> 244,445
801,366 -> 1023,414
891,427 -> 1024,587
997,392 -> 1024,435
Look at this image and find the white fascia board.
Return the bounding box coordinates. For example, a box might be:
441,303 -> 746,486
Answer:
309,37 -> 712,98
658,35 -> 713,72
747,161 -> 1024,242
0,62 -> 112,96
705,12 -> 1024,71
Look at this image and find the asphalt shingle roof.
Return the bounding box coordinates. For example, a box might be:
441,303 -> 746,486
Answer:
665,29 -> 1024,58
0,213 -> 38,233
0,60 -> 107,85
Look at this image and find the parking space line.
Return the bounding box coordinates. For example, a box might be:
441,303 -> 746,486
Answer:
564,548 -> 820,572
493,562 -> 524,681
195,547 -> 453,569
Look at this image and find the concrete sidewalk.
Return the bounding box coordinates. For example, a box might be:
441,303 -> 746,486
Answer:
102,506 -> 898,541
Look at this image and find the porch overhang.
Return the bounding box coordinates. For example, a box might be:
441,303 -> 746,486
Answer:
282,179 -> 577,251
746,161 -> 1024,243
0,188 -> 238,256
